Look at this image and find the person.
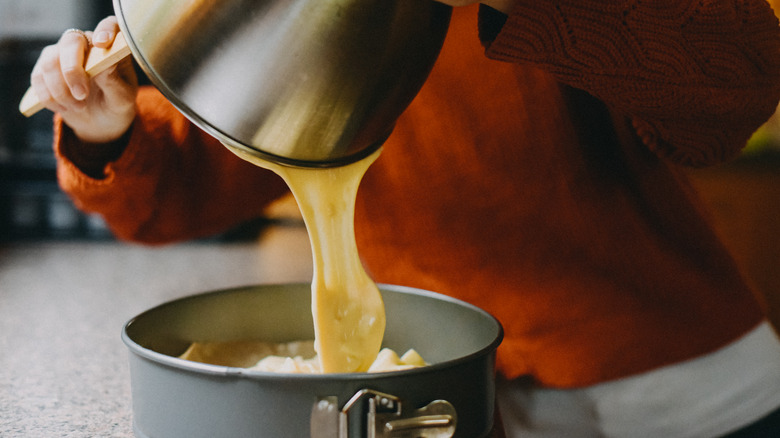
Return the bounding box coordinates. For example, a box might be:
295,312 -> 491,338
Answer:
29,1 -> 780,436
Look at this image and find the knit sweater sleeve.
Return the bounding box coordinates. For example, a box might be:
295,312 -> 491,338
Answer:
481,1 -> 780,167
55,87 -> 289,244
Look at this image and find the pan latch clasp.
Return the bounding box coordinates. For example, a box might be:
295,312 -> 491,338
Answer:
311,389 -> 457,438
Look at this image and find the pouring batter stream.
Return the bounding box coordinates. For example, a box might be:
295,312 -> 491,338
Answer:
229,147 -> 386,373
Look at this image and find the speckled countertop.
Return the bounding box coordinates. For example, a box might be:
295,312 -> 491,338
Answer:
0,225 -> 312,437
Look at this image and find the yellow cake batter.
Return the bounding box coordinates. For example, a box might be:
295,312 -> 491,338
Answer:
180,340 -> 426,374
226,147 -> 388,373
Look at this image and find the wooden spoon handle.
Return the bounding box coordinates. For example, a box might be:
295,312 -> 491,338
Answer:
19,32 -> 132,117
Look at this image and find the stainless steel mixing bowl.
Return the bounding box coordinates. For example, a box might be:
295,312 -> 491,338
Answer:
113,0 -> 451,167
122,283 -> 503,437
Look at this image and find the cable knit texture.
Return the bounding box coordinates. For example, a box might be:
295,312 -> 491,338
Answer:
53,5 -> 780,386
485,0 -> 780,167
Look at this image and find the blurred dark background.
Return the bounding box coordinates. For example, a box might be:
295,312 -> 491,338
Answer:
0,0 -> 115,241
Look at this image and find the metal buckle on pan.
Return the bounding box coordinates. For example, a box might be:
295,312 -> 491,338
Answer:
311,389 -> 457,438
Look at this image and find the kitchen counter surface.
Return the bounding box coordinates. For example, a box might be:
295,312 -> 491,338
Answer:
0,225 -> 313,437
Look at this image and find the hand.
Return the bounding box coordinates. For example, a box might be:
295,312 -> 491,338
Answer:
435,0 -> 517,14
29,16 -> 138,144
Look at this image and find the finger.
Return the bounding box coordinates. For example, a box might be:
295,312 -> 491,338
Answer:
41,57 -> 84,112
29,45 -> 65,112
38,44 -> 85,112
58,30 -> 91,101
92,16 -> 121,49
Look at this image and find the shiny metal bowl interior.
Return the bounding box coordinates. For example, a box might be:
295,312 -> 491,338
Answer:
113,0 -> 452,167
122,283 -> 503,437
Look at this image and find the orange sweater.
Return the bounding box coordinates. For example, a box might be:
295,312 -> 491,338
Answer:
55,4 -> 780,387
